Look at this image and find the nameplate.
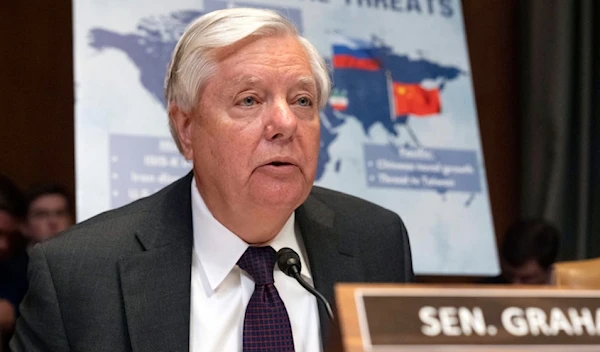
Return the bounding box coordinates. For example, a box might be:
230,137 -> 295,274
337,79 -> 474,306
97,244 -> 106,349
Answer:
354,286 -> 600,351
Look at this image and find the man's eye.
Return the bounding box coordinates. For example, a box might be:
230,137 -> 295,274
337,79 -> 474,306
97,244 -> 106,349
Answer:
239,96 -> 256,106
32,211 -> 49,219
297,96 -> 312,107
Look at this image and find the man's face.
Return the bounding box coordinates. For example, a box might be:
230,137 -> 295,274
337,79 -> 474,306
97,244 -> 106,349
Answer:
0,210 -> 20,260
501,259 -> 550,285
25,194 -> 72,242
183,35 -> 320,226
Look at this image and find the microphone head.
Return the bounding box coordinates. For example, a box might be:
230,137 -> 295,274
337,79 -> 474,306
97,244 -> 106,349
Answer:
277,247 -> 302,277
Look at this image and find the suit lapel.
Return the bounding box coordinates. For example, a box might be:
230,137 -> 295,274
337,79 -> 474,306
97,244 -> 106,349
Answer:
296,192 -> 365,346
118,173 -> 194,352
117,177 -> 358,351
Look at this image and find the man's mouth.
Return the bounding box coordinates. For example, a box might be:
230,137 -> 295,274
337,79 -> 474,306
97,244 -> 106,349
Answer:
268,161 -> 292,166
258,159 -> 299,175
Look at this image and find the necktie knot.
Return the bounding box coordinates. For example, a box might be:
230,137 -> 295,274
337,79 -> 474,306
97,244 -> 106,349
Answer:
237,246 -> 276,285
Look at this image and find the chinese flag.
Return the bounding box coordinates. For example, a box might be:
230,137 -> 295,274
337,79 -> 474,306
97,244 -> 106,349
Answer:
393,83 -> 441,116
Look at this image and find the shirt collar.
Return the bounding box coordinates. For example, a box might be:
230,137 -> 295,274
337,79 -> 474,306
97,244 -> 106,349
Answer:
191,178 -> 308,294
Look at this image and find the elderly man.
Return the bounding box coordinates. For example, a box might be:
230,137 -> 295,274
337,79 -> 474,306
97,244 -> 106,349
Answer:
11,8 -> 413,352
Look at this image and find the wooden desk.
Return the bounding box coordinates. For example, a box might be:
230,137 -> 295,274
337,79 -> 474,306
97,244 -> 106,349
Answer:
333,283 -> 600,352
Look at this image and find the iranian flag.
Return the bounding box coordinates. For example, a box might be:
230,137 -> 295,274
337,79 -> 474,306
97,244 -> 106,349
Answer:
328,90 -> 348,111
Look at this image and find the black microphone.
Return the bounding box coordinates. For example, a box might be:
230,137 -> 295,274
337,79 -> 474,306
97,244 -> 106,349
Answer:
277,247 -> 334,321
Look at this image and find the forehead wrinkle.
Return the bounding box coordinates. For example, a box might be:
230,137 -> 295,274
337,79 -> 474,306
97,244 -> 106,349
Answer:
220,71 -> 316,94
228,74 -> 263,88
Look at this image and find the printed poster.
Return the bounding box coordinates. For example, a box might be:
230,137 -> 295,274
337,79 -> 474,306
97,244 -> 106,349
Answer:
74,0 -> 499,275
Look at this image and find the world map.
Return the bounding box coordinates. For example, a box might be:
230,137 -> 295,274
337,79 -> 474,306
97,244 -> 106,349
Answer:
88,7 -> 463,181
77,1 -> 501,275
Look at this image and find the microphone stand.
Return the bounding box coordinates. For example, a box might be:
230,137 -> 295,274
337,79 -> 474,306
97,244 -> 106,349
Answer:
288,266 -> 335,321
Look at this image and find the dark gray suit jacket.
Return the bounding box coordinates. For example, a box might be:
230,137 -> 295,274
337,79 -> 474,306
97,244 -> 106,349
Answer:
11,173 -> 414,352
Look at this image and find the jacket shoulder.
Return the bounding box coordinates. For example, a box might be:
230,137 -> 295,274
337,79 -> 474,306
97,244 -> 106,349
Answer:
307,186 -> 414,282
309,186 -> 398,220
40,176 -> 183,257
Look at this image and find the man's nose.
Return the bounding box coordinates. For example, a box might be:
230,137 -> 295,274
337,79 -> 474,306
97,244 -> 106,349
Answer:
264,99 -> 298,141
48,218 -> 59,230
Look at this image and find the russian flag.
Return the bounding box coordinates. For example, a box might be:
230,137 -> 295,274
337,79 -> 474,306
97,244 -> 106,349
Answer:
331,33 -> 381,71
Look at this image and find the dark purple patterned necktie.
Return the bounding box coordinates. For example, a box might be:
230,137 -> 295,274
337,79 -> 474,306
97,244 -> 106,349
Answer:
237,246 -> 295,352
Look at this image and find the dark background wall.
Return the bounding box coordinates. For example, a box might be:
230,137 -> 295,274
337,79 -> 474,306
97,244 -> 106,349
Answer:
0,0 -> 520,269
463,0 -> 520,247
0,1 -> 75,205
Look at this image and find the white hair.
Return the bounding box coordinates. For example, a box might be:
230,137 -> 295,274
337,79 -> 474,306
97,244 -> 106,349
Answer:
164,7 -> 331,151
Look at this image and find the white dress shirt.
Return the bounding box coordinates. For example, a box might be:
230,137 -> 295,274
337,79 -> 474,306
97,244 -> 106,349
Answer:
189,178 -> 322,352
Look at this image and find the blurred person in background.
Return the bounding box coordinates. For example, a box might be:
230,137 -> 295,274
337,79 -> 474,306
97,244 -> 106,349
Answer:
484,219 -> 560,285
22,183 -> 73,245
0,175 -> 28,350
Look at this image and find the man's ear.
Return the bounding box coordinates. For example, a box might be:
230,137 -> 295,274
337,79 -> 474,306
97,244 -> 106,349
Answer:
168,103 -> 194,160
